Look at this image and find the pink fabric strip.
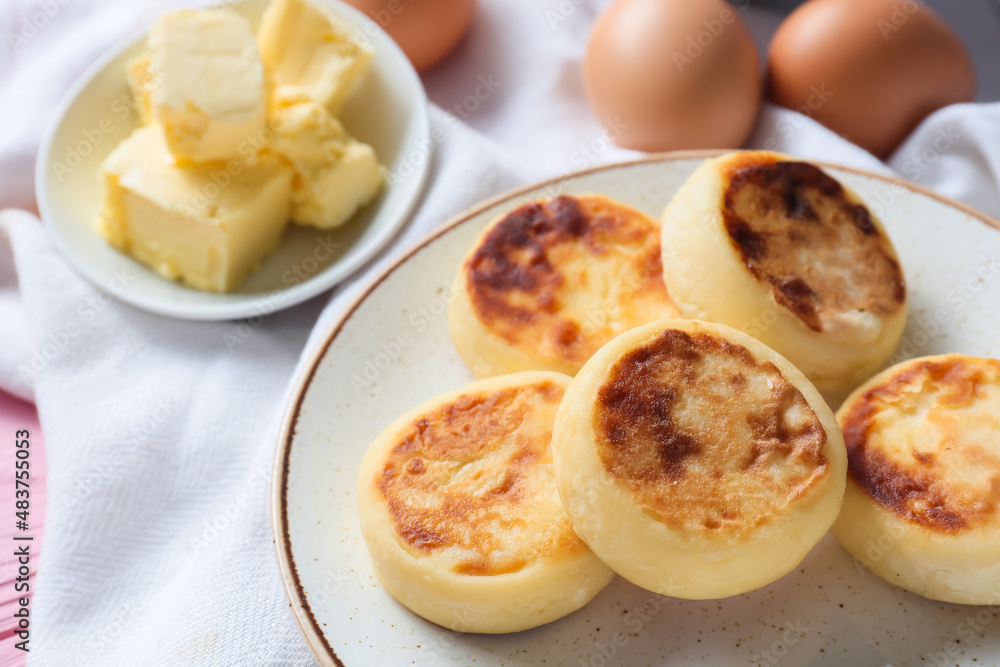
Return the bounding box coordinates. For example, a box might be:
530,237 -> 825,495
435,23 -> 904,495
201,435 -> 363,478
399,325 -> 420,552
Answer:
0,391 -> 44,666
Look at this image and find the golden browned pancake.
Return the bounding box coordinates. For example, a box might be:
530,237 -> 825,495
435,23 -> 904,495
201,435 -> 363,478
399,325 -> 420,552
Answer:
552,318 -> 846,599
596,327 -> 830,533
721,155 -> 905,332
356,371 -> 614,633
450,194 -> 679,378
661,151 -> 908,399
833,354 -> 1000,604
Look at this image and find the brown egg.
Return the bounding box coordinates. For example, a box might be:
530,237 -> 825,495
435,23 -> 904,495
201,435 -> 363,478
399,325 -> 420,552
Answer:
767,0 -> 975,158
583,0 -> 761,153
345,0 -> 475,72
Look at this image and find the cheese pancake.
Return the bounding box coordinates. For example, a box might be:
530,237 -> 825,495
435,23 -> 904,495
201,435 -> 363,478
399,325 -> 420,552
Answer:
552,319 -> 846,599
661,151 -> 907,399
356,372 -> 614,633
834,354 -> 1000,604
450,194 -> 679,378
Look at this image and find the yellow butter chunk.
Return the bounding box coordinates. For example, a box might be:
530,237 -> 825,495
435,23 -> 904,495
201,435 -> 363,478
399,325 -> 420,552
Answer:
271,101 -> 384,229
98,125 -> 292,293
149,10 -> 267,162
126,53 -> 156,125
258,0 -> 373,115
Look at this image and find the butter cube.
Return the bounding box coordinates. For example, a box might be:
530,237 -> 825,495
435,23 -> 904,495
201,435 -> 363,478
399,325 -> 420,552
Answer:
258,0 -> 372,115
126,53 -> 156,124
271,101 -> 384,229
149,10 -> 267,162
98,125 -> 292,293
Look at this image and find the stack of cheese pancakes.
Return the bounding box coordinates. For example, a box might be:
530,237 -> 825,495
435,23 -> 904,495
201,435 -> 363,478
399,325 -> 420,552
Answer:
358,152 -> 1000,633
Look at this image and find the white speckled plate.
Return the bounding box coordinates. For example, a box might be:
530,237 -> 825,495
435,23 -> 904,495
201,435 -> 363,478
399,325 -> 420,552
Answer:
274,152 -> 1000,667
36,0 -> 429,321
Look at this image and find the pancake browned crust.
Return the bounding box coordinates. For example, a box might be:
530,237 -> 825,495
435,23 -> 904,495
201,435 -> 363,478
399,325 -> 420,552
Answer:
450,194 -> 679,378
661,151 -> 908,399
378,379 -> 580,575
357,371 -> 614,633
721,155 -> 906,333
833,354 -> 1000,604
552,319 -> 846,599
595,328 -> 829,536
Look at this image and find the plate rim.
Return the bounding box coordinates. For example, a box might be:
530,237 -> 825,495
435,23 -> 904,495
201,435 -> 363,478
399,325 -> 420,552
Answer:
34,0 -> 431,322
270,149 -> 1000,666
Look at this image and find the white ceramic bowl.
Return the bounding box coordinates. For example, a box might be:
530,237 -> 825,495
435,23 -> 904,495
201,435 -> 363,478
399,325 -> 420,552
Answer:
35,0 -> 430,321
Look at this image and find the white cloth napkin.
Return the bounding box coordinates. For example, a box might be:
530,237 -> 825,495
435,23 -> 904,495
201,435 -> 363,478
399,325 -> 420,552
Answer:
0,0 -> 998,664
